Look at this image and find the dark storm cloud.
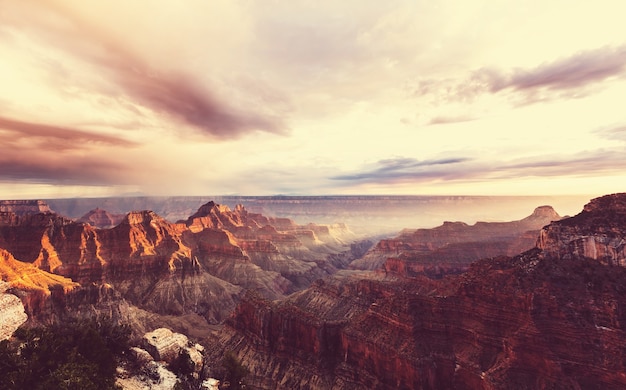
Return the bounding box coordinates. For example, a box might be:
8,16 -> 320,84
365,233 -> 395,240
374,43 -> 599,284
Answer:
332,157 -> 472,181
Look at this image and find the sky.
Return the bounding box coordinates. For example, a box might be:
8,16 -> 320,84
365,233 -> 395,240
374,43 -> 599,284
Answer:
1,0 -> 625,199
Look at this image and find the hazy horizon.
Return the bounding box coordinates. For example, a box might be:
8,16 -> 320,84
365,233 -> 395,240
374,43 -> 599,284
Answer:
18,193 -> 593,235
1,1 -> 625,199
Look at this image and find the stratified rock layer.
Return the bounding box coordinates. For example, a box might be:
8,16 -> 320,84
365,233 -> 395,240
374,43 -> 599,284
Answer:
0,200 -> 52,215
206,195 -> 626,389
351,205 -> 560,276
0,200 -> 360,334
538,193 -> 626,265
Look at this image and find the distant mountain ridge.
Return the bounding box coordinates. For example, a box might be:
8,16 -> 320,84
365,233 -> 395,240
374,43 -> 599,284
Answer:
350,205 -> 561,275
44,195 -> 590,234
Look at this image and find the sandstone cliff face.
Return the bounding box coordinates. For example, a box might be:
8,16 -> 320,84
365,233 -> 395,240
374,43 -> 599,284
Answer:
351,206 -> 560,275
0,200 -> 53,215
537,193 -> 626,265
0,200 -> 360,333
207,195 -> 626,389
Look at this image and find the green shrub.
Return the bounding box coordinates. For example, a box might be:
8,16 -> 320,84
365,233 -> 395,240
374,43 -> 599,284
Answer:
0,315 -> 131,390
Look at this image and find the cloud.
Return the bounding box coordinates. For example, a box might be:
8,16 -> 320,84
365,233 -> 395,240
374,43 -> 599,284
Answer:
114,70 -> 288,139
428,115 -> 477,126
498,45 -> 626,92
414,45 -> 626,106
0,116 -> 136,151
0,157 -> 127,185
332,157 -> 472,182
594,124 -> 626,142
0,116 -> 142,185
330,148 -> 626,188
0,1 -> 288,139
499,149 -> 626,177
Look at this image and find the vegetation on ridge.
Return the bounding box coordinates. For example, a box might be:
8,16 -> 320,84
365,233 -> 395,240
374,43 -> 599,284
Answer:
0,316 -> 131,390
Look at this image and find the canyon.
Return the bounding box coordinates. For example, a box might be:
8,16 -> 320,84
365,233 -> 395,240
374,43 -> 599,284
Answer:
2,194 -> 626,389
0,199 -> 360,337
204,193 -> 626,389
351,205 -> 561,276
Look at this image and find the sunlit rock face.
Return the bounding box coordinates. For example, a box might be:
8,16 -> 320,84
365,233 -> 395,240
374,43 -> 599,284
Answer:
538,193 -> 626,265
0,200 -> 359,335
206,196 -> 626,389
351,206 -> 561,275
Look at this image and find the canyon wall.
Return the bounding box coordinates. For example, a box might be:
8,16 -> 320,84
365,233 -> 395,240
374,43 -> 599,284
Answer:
0,200 -> 360,335
207,194 -> 626,389
351,205 -> 560,277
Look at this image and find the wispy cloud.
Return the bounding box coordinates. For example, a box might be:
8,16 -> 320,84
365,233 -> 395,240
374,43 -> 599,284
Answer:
428,115 -> 477,126
0,157 -> 127,185
414,45 -> 626,106
594,124 -> 626,142
330,148 -> 626,187
495,45 -> 626,92
499,149 -> 626,177
0,116 -> 139,185
0,116 -> 136,151
0,1 -> 288,140
332,157 -> 472,182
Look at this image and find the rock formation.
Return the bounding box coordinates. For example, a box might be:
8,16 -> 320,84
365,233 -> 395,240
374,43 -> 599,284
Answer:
0,200 -> 361,336
205,195 -> 626,389
77,208 -> 126,229
537,193 -> 626,265
0,281 -> 28,340
351,206 -> 560,277
0,199 -> 53,215
142,328 -> 203,372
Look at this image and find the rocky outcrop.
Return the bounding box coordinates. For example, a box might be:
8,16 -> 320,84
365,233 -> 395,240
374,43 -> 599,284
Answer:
0,200 -> 53,215
0,281 -> 28,340
0,200 -> 359,334
142,328 -> 203,371
206,196 -> 626,389
351,206 -> 560,275
537,193 -> 626,265
77,208 -> 125,229
117,328 -> 211,390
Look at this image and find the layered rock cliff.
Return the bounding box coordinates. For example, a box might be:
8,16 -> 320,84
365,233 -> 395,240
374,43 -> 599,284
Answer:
206,195 -> 626,389
0,200 -> 53,215
351,206 -> 560,276
537,193 -> 626,265
0,200 -> 360,335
